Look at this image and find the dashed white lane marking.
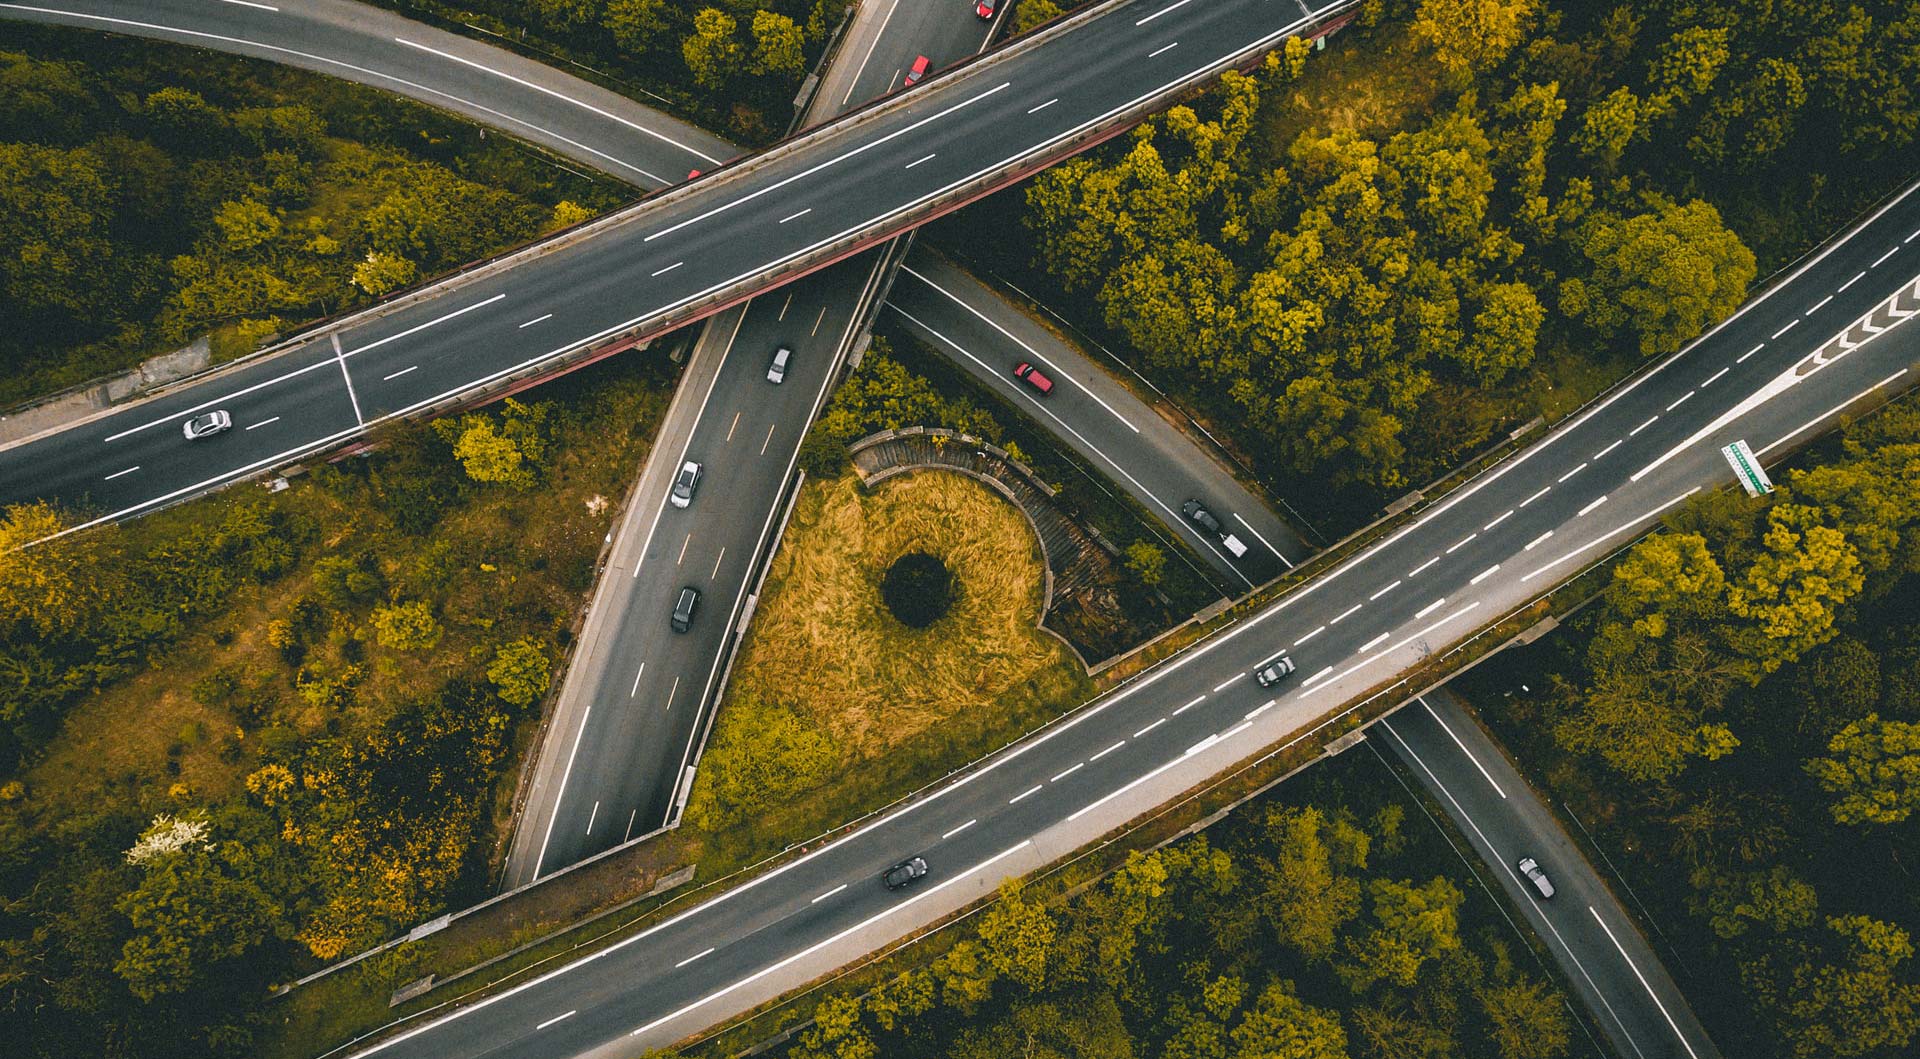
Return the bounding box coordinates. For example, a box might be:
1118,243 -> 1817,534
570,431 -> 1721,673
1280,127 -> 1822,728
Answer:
1148,41 -> 1180,57
1090,740 -> 1126,762
1738,343 -> 1763,363
104,465 -> 140,481
1522,488 -> 1702,582
1408,556 -> 1441,577
760,423 -> 777,455
629,662 -> 646,697
1009,784 -> 1043,804
383,365 -> 417,381
674,947 -> 715,969
1295,625 -> 1326,645
585,801 -> 599,835
726,412 -> 741,441
1469,566 -> 1499,585
1872,245 -> 1900,268
904,153 -> 936,169
838,0 -> 900,105
651,261 -> 683,277
1245,702 -> 1273,721
1558,462 -> 1589,482
1133,717 -> 1167,738
1330,602 -> 1363,625
1909,228 -> 1920,243
1700,366 -> 1730,388
1839,271 -> 1867,292
810,884 -> 848,904
1414,598 -> 1447,619
1630,414 -> 1660,435
535,1011 -> 576,1032
778,208 -> 812,224
632,842 -> 1032,1036
1418,697 -> 1507,799
1806,294 -> 1834,315
1137,0 -> 1199,24
1307,602 -> 1481,692
1521,485 -> 1551,506
1051,762 -> 1085,783
1592,439 -> 1624,461
1027,98 -> 1058,114
1665,391 -> 1694,412
1212,674 -> 1242,692
1369,580 -> 1401,601
1359,631 -> 1390,651
941,819 -> 976,840
1771,319 -> 1799,339
1445,533 -> 1476,553
1483,510 -> 1514,531
1588,908 -> 1705,1059
246,417 -> 279,430
1174,695 -> 1205,715
1578,495 -> 1609,517
1300,665 -> 1334,687
518,313 -> 553,328
1525,530 -> 1553,550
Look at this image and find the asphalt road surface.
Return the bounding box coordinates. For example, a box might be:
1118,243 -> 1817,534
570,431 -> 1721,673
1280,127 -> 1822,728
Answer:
502,0 -> 1010,885
1376,689 -> 1722,1059
343,179 -> 1920,1059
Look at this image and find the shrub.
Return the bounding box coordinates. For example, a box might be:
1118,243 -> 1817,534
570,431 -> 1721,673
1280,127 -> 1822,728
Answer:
881,551 -> 954,628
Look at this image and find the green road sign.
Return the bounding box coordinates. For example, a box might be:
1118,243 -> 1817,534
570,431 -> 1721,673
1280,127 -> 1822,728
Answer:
1721,439 -> 1774,497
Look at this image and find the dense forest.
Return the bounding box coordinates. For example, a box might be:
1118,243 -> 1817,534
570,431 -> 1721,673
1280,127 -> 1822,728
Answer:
1468,398 -> 1920,1058
1016,0 -> 1920,523
756,750 -> 1580,1059
0,29 -> 623,405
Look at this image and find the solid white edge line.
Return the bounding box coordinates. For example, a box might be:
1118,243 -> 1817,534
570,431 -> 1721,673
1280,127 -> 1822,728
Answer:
1588,907 -> 1704,1059
1577,495 -> 1609,517
1414,598 -> 1447,619
1525,531 -> 1553,550
1232,512 -> 1293,566
630,842 -> 1033,1036
528,703 -> 591,881
1359,631 -> 1389,652
1522,489 -> 1701,582
1755,369 -> 1910,458
1417,697 -> 1507,799
1469,566 -> 1499,585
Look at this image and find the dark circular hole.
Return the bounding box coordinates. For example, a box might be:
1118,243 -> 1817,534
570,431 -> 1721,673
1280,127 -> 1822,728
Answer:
881,551 -> 954,629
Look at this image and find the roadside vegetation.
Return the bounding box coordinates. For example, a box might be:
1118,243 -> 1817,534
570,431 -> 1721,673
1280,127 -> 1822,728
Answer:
372,0 -> 845,142
0,29 -> 625,406
688,470 -> 1088,834
730,742 -> 1582,1059
935,0 -> 1920,531
1455,398 -> 1920,1058
0,352 -> 674,1058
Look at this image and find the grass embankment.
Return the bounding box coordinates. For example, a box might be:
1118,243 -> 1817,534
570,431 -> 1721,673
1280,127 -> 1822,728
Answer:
687,471 -> 1089,842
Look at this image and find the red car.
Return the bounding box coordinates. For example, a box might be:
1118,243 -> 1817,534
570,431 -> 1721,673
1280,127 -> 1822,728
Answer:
1013,361 -> 1054,395
975,0 -> 999,18
903,55 -> 931,88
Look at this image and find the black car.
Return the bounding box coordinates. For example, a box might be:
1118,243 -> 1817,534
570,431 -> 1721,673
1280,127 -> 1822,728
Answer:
1182,499 -> 1223,535
882,856 -> 928,890
671,586 -> 700,633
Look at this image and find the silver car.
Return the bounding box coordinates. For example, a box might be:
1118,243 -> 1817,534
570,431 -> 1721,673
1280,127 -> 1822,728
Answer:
1517,856 -> 1555,899
182,410 -> 233,440
1253,654 -> 1295,687
767,345 -> 792,384
670,460 -> 703,508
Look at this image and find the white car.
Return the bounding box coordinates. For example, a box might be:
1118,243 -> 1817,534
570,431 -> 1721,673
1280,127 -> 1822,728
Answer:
182,410 -> 233,440
670,460 -> 703,508
767,345 -> 792,384
1517,856 -> 1555,899
1253,654 -> 1295,687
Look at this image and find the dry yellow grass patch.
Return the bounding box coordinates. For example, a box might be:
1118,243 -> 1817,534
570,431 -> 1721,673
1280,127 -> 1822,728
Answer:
732,471 -> 1073,755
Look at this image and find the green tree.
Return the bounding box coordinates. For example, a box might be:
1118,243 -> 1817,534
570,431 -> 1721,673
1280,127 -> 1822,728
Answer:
1014,0 -> 1064,35
435,413 -> 533,488
1229,980 -> 1349,1059
1562,197 -> 1756,356
0,501 -> 108,636
975,880 -> 1056,990
488,638 -> 551,707
0,142 -> 120,320
1691,865 -> 1818,940
750,11 -> 806,79
791,993 -> 875,1059
682,8 -> 744,90
684,691 -> 838,829
1574,87 -> 1641,166
1456,281 -> 1544,383
1259,806 -> 1364,960
604,0 -> 673,53
1646,26 -> 1731,116
115,834 -> 287,1001
1476,952 -> 1570,1059
1125,540 -> 1167,586
1411,0 -> 1538,79
351,249 -> 416,296
370,599 -> 443,651
140,86 -> 229,152
1806,714 -> 1920,826
213,198 -> 282,252
1607,531 -> 1727,638
1554,625 -> 1741,782
551,199 -> 594,228
1748,915 -> 1920,1058
1725,504 -> 1864,672
1341,876 -> 1464,991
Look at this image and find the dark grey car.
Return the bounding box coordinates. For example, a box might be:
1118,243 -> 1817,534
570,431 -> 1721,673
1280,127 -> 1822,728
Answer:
882,856 -> 927,890
671,586 -> 700,633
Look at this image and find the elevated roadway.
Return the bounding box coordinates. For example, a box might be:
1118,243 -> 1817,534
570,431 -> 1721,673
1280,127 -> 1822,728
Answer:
345,176 -> 1920,1059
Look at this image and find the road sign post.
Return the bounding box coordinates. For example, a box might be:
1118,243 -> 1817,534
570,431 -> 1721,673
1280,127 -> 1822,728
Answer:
1721,439 -> 1774,497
